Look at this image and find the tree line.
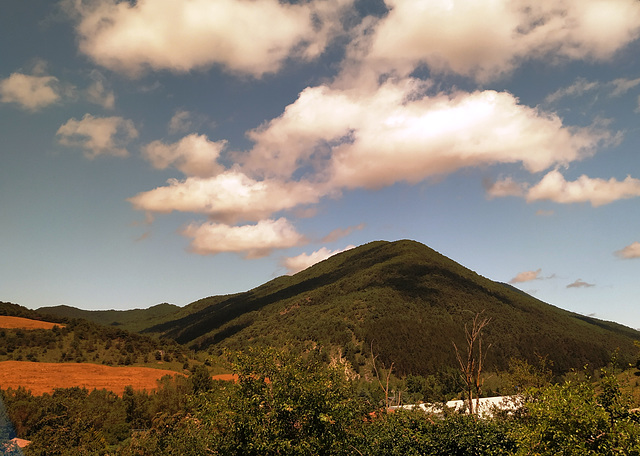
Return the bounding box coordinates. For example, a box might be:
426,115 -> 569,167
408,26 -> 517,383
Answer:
2,346 -> 640,455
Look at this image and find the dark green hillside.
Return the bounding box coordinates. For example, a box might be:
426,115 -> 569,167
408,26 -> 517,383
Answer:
38,303 -> 180,333
1,302 -> 189,369
143,240 -> 640,376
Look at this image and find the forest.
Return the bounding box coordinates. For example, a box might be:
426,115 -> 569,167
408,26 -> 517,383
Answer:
2,344 -> 640,455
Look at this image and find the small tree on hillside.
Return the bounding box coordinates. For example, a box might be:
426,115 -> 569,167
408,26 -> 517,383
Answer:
453,312 -> 491,415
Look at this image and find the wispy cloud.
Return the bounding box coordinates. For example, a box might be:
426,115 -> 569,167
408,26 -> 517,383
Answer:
544,76 -> 640,104
614,241 -> 640,259
544,78 -> 600,104
322,224 -> 365,243
484,177 -> 527,199
56,114 -> 138,158
509,268 -> 543,284
567,279 -> 595,288
85,70 -> 115,109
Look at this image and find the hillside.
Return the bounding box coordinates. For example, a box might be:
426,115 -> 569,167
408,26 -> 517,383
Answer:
0,301 -> 190,370
38,303 -> 180,333
137,240 -> 640,376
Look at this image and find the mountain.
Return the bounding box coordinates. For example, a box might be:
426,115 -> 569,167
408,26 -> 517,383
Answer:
135,240 -> 639,376
37,303 -> 180,333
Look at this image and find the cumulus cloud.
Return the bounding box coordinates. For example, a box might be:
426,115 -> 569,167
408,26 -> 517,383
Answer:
182,218 -> 306,258
567,278 -> 595,288
127,170 -> 323,223
56,114 -> 138,158
615,241 -> 640,259
526,170 -> 640,206
509,268 -> 542,284
349,0 -> 640,82
282,245 -> 356,274
244,79 -> 610,189
142,134 -> 226,177
65,0 -> 353,77
0,72 -> 62,110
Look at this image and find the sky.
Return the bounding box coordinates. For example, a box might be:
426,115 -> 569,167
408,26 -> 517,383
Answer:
1,0 -> 640,329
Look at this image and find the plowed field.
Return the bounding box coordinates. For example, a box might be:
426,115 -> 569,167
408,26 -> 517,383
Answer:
0,316 -> 63,330
0,361 -> 183,395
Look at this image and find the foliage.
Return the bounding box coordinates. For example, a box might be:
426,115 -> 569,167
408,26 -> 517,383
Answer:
362,409 -> 515,456
513,366 -> 640,455
0,312 -> 190,368
135,240 -> 639,377
126,346 -> 366,455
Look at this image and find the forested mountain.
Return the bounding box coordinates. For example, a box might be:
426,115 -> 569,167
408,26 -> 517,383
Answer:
37,303 -> 180,333
125,240 -> 639,376
0,302 -> 189,368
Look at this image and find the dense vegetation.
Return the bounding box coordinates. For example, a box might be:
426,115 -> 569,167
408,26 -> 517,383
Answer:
3,346 -> 640,455
4,239 -> 640,454
110,240 -> 639,377
36,304 -> 180,333
0,302 -> 192,369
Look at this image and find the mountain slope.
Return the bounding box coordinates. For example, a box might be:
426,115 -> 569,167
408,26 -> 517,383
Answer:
143,240 -> 640,376
38,303 -> 180,333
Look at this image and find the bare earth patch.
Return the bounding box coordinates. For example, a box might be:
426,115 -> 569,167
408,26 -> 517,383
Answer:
0,361 -> 183,395
0,316 -> 64,330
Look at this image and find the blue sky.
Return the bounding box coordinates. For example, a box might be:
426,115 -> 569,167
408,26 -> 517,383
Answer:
1,0 -> 640,329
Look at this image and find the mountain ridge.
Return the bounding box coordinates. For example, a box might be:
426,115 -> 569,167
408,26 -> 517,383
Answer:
37,240 -> 640,377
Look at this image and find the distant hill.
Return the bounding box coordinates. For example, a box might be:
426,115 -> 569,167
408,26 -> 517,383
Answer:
38,303 -> 180,333
1,301 -> 189,370
136,240 -> 640,376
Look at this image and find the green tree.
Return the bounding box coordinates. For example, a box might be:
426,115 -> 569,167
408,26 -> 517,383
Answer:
513,371 -> 640,455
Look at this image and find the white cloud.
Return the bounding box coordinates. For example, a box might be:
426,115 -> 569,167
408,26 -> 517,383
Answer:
56,114 -> 138,158
0,72 -> 61,110
244,79 -> 610,189
615,241 -> 640,259
65,0 -> 352,77
526,170 -> 640,206
350,0 -> 640,82
182,218 -> 306,258
142,134 -> 226,177
567,278 -> 595,288
282,245 -> 355,274
127,170 -> 322,223
509,269 -> 542,284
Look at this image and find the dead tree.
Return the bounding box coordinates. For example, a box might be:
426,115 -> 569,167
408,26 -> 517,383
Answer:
453,312 -> 491,416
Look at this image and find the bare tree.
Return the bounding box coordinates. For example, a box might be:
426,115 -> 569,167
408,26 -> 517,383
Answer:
453,312 -> 491,415
370,341 -> 399,409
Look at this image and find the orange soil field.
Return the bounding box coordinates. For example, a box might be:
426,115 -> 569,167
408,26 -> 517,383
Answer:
0,361 -> 184,396
0,316 -> 64,330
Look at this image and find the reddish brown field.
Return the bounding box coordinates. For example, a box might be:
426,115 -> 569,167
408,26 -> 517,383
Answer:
0,361 -> 184,396
0,316 -> 64,330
